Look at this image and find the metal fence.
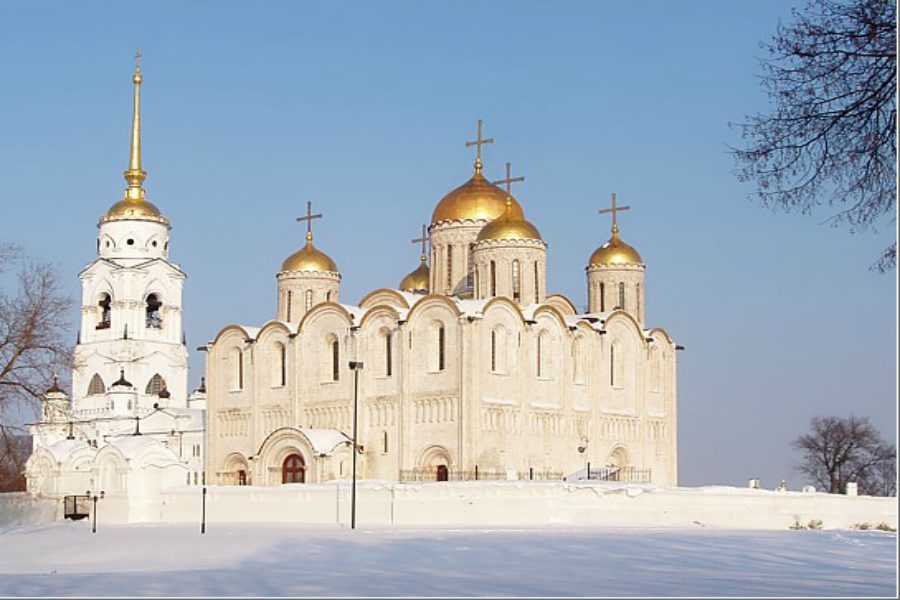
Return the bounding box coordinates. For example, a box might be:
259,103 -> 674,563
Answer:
585,466 -> 652,483
399,468 -> 564,483
63,495 -> 91,520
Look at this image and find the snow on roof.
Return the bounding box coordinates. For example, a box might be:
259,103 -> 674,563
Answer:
298,428 -> 351,454
108,435 -> 177,460
481,396 -> 517,406
46,439 -> 94,463
338,303 -> 366,323
454,298 -> 491,317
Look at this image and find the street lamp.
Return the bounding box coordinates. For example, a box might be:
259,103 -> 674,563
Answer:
86,489 -> 105,533
348,359 -> 364,529
577,437 -> 589,480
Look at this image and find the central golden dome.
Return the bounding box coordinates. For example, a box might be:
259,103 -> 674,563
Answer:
281,239 -> 338,273
432,170 -> 524,224
590,235 -> 643,265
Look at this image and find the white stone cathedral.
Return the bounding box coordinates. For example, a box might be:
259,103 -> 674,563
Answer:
205,122 -> 679,487
25,59 -> 207,513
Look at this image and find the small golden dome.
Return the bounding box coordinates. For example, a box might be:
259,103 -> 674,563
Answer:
399,258 -> 430,292
281,239 -> 338,273
476,206 -> 542,242
432,170 -> 525,224
590,234 -> 643,266
105,197 -> 163,220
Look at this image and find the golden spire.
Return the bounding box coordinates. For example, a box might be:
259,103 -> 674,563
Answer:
465,119 -> 494,174
123,51 -> 146,201
296,200 -> 323,245
412,223 -> 429,262
597,192 -> 631,242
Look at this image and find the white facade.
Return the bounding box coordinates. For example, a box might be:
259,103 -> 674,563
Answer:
25,61 -> 205,500
205,153 -> 679,488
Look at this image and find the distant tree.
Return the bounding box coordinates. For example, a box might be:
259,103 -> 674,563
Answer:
0,242 -> 72,491
793,415 -> 896,496
732,0 -> 897,271
0,431 -> 31,492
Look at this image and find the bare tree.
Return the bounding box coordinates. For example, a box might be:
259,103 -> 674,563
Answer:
0,242 -> 72,490
732,0 -> 896,271
793,415 -> 896,495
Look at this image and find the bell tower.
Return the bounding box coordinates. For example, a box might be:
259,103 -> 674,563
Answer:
72,54 -> 189,414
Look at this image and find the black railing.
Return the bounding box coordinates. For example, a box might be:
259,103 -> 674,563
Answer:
399,468 -> 564,482
63,495 -> 91,520
586,466 -> 652,483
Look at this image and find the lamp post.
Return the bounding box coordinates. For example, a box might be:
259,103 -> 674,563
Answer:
86,489 -> 105,533
578,437 -> 589,480
348,359 -> 364,529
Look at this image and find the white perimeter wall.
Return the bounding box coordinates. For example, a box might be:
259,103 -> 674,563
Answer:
33,481 -> 893,531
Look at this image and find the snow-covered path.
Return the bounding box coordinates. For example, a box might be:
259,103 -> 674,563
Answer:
0,521 -> 896,597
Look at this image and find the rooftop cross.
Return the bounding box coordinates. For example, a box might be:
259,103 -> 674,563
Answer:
135,50 -> 141,72
464,119 -> 494,172
597,192 -> 631,237
411,224 -> 429,260
492,161 -> 525,195
296,201 -> 323,243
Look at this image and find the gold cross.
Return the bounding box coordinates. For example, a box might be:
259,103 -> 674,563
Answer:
492,161 -> 525,195
465,119 -> 494,169
296,200 -> 323,242
411,224 -> 429,259
135,50 -> 142,72
597,193 -> 631,234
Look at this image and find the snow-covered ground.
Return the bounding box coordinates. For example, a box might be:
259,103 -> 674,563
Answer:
0,521 -> 896,597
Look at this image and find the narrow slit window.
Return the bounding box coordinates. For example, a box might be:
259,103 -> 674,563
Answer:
438,326 -> 445,371
332,339 -> 340,381
306,290 -> 313,311
490,261 -> 497,296
97,294 -> 111,329
512,260 -> 521,301
600,283 -> 605,311
446,245 -> 453,292
618,282 -> 625,310
491,330 -> 497,372
385,332 -> 392,377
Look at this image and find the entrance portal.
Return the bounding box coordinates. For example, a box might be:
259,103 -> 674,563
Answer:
282,453 -> 305,484
436,464 -> 449,481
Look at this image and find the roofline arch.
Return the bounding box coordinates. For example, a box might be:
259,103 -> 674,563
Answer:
601,310 -> 646,341
648,327 -> 675,346
532,304 -> 569,331
481,296 -> 528,328
358,304 -> 402,329
545,293 -> 578,316
297,301 -> 356,333
211,324 -> 256,347
358,288 -> 411,310
256,426 -> 351,458
405,294 -> 463,323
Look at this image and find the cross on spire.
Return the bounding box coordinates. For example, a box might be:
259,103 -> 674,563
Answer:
597,192 -> 631,238
411,224 -> 429,260
135,50 -> 142,72
296,201 -> 323,243
465,119 -> 494,172
492,161 -> 525,195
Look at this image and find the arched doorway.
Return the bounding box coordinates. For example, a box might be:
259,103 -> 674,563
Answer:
436,464 -> 449,482
282,453 -> 305,484
237,469 -> 247,486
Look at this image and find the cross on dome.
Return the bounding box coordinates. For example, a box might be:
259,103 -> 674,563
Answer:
296,201 -> 323,243
597,192 -> 631,238
465,119 -> 494,173
411,224 -> 429,260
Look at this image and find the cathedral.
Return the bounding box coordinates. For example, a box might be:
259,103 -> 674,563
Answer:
24,59 -> 679,504
205,124 -> 680,486
25,58 -> 207,512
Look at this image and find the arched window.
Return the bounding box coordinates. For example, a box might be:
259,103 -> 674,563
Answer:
512,260 -> 521,301
145,373 -> 166,395
438,325 -> 446,371
534,262 -> 540,304
97,294 -> 111,330
305,290 -> 314,311
490,261 -> 497,296
286,291 -> 292,321
600,283 -> 606,312
230,348 -> 243,391
384,331 -> 392,377
382,431 -> 389,453
491,329 -> 497,372
326,291 -> 333,302
446,245 -> 453,291
282,453 -> 305,484
618,283 -> 625,311
146,294 -> 162,329
88,374 -> 105,396
474,269 -> 480,298
610,344 -> 616,386
332,339 -> 340,381
467,243 -> 475,289
271,342 -> 286,387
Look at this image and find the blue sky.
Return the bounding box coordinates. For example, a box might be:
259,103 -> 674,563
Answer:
0,0 -> 895,487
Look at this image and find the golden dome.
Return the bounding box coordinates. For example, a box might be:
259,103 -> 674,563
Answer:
399,258 -> 430,292
590,234 -> 643,266
476,204 -> 542,242
281,239 -> 338,273
432,169 -> 525,224
105,197 -> 163,220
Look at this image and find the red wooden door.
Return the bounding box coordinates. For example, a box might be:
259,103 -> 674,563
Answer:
282,454 -> 306,484
436,465 -> 449,481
